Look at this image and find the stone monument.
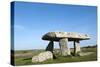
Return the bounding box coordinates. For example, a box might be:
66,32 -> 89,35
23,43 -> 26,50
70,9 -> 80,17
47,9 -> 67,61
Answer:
42,32 -> 90,56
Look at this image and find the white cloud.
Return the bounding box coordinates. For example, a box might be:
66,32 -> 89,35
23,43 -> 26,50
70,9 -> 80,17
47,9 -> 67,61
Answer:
14,25 -> 25,30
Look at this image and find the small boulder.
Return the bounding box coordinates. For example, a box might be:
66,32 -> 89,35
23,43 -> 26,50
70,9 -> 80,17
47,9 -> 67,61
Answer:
32,51 -> 53,63
32,56 -> 38,63
79,52 -> 94,56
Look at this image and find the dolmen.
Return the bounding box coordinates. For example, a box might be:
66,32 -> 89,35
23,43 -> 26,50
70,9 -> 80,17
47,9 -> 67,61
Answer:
42,32 -> 90,56
32,32 -> 90,63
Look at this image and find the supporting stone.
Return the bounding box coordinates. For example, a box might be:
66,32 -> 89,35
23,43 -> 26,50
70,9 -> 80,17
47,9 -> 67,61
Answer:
45,41 -> 56,59
45,41 -> 54,53
59,38 -> 71,56
74,40 -> 81,56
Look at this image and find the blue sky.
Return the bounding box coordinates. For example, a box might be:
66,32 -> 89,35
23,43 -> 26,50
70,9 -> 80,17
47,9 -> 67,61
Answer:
12,1 -> 97,50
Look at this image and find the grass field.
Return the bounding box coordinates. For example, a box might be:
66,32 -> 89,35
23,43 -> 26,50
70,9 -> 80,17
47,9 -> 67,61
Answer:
12,46 -> 97,66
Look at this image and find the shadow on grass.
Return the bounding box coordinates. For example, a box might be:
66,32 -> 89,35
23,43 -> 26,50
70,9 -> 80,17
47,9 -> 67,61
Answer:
23,58 -> 32,60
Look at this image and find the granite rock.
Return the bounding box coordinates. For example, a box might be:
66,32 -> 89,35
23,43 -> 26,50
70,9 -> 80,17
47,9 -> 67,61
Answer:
32,51 -> 53,63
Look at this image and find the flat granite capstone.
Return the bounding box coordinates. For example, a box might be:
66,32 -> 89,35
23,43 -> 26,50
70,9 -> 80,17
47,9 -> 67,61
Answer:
42,32 -> 90,41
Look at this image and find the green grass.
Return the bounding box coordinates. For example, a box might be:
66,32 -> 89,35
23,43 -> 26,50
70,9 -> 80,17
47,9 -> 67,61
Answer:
13,47 -> 97,66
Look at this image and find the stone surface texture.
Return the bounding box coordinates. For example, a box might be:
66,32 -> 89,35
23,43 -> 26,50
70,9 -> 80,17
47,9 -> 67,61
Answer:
32,51 -> 53,63
42,32 -> 90,41
59,38 -> 70,56
74,40 -> 81,55
46,41 -> 54,53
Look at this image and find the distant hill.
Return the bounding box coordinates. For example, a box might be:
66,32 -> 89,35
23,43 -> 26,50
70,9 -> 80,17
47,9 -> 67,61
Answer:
82,45 -> 97,48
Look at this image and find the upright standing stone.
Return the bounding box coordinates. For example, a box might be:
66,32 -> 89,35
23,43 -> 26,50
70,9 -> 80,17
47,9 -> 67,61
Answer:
59,38 -> 70,56
74,40 -> 81,56
45,41 -> 54,53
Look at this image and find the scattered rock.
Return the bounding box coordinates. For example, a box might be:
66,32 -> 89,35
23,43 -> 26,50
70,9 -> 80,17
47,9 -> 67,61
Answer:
32,51 -> 53,63
79,52 -> 94,56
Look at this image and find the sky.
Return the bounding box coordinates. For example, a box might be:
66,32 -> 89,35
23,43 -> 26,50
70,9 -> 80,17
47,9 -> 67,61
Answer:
12,1 -> 97,50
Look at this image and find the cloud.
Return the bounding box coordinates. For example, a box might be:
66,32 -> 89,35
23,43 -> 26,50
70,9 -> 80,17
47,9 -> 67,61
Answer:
14,25 -> 25,30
